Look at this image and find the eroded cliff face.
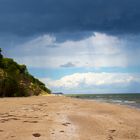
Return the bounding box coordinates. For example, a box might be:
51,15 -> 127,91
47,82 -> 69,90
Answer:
0,49 -> 51,97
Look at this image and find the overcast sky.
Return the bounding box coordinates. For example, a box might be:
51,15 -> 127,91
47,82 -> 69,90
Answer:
1,0 -> 140,93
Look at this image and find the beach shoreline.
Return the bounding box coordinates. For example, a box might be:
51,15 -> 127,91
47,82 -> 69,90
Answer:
0,96 -> 140,140
70,97 -> 140,112
66,93 -> 140,110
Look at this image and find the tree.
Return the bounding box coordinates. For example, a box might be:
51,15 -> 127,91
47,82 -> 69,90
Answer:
0,48 -> 3,59
0,77 -> 18,97
19,65 -> 27,74
0,48 -> 3,67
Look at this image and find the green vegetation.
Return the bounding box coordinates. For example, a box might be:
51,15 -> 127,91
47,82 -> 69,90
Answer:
0,48 -> 51,97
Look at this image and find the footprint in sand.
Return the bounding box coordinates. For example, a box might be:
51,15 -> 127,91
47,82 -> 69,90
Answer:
33,116 -> 39,118
1,114 -> 14,118
10,118 -> 20,120
108,135 -> 113,140
32,133 -> 41,137
62,123 -> 68,126
0,113 -> 20,122
62,122 -> 71,126
0,119 -> 9,123
23,120 -> 38,123
60,130 -> 64,133
44,115 -> 48,117
107,129 -> 116,140
109,129 -> 116,133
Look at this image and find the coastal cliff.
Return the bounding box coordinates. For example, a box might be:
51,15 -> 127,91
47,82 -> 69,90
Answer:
0,48 -> 51,97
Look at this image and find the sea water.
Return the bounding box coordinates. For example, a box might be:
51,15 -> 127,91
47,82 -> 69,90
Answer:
66,94 -> 140,109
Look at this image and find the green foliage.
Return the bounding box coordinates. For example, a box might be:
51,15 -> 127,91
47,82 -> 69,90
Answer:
0,48 -> 51,97
0,71 -> 30,97
19,64 -> 27,74
0,48 -> 3,67
0,77 -> 18,97
0,48 -> 3,59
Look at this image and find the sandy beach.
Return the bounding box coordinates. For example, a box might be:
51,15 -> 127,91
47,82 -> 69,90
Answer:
0,96 -> 140,140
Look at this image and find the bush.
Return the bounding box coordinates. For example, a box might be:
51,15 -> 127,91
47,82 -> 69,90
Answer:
0,48 -> 3,59
0,77 -> 18,97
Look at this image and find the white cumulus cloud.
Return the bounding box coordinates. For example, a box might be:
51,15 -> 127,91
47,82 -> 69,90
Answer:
40,72 -> 140,89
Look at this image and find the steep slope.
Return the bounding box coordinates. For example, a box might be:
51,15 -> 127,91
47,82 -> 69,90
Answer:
0,48 -> 51,97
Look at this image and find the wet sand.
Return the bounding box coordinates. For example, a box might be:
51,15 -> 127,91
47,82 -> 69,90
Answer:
0,96 -> 140,140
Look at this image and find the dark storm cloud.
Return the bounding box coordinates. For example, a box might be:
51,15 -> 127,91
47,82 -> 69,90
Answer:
60,62 -> 76,68
0,0 -> 140,35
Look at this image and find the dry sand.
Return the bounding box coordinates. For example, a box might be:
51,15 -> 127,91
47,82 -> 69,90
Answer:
0,96 -> 140,140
